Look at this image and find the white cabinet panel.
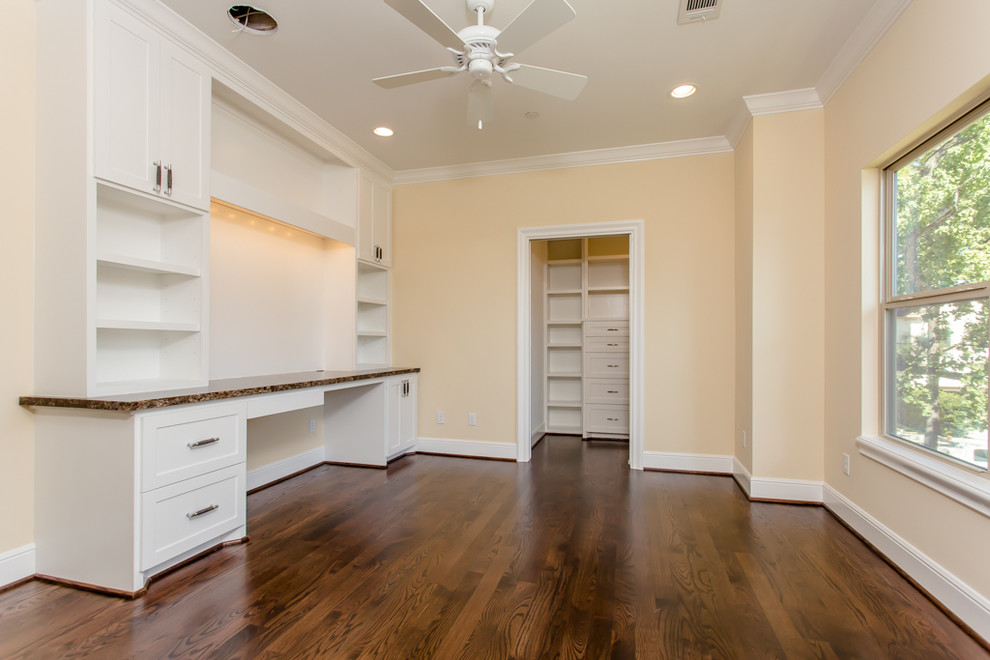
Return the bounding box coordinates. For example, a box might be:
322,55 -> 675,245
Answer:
359,173 -> 391,266
141,463 -> 246,571
93,2 -> 160,195
93,0 -> 210,211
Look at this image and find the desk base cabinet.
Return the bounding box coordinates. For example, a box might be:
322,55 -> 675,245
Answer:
34,402 -> 248,596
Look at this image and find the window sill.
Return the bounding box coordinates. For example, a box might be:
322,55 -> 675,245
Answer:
856,435 -> 990,519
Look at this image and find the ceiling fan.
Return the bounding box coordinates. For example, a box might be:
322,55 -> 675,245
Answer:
374,0 -> 588,129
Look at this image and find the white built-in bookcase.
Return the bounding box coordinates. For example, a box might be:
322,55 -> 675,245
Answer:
544,237 -> 630,436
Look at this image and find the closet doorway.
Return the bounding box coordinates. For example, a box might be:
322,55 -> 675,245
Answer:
516,221 -> 644,468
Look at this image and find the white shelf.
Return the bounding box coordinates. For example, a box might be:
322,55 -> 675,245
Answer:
546,371 -> 582,378
547,342 -> 582,348
547,400 -> 582,408
97,254 -> 200,277
356,330 -> 387,338
357,296 -> 387,306
97,319 -> 200,332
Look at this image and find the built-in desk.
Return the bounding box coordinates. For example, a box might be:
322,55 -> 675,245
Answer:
20,368 -> 419,596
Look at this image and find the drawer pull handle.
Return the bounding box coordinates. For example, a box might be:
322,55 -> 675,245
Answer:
187,437 -> 221,449
607,417 -> 619,422
607,343 -> 619,347
607,364 -> 619,368
606,329 -> 619,332
607,390 -> 619,394
186,504 -> 219,519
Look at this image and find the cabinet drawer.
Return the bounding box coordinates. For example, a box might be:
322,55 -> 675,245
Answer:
584,405 -> 629,434
585,354 -> 630,379
584,336 -> 629,353
141,464 -> 245,571
585,379 -> 629,404
584,321 -> 629,337
141,403 -> 246,491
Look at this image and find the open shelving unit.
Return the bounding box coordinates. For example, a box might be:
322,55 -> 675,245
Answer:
93,183 -> 209,394
356,261 -> 389,367
543,237 -> 630,437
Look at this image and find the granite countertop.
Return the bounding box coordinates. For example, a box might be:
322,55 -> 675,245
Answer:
19,368 -> 421,412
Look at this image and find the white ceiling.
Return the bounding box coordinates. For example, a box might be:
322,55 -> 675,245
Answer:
160,0 -> 899,174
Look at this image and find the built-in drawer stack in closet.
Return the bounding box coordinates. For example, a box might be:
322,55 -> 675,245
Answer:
544,237 -> 630,439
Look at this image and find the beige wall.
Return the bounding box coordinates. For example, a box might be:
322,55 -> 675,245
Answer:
824,0 -> 990,596
751,110 -> 826,481
391,155 -> 736,456
734,124 -> 754,473
0,0 -> 36,555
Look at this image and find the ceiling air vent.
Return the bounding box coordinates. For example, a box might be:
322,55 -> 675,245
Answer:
678,0 -> 722,24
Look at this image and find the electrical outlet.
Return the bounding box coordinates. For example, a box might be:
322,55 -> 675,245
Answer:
468,412 -> 477,426
842,453 -> 850,476
742,430 -> 747,448
309,418 -> 316,433
437,411 -> 445,424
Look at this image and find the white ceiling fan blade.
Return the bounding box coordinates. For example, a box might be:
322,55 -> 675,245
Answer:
467,81 -> 494,129
384,0 -> 464,50
373,67 -> 458,89
506,64 -> 587,100
496,0 -> 576,56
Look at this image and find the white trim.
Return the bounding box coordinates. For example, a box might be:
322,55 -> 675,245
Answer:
415,437 -> 518,461
516,221 -> 645,469
749,477 -> 824,503
815,0 -> 914,104
531,422 -> 546,448
824,483 -> 990,642
857,435 -> 990,518
733,458 -> 753,497
0,544 -> 36,588
643,452 -> 733,474
246,447 -> 327,491
743,88 -> 823,116
394,137 -> 732,185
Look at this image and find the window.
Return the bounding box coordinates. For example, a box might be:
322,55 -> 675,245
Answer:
883,102 -> 990,470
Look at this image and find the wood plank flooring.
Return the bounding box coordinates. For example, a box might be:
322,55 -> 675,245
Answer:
0,435 -> 986,659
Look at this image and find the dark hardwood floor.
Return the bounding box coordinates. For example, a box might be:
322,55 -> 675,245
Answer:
0,435 -> 986,659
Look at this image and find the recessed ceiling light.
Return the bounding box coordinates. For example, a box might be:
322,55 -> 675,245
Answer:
373,126 -> 394,137
524,111 -> 540,119
227,5 -> 278,35
670,83 -> 697,99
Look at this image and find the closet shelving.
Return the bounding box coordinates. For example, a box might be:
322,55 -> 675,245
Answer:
543,237 -> 630,437
356,261 -> 389,366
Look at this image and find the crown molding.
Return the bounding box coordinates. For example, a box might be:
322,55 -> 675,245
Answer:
816,0 -> 914,104
743,88 -> 823,117
116,0 -> 394,183
394,136 -> 733,184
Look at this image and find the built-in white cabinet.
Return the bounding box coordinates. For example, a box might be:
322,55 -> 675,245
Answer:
359,173 -> 392,266
543,238 -> 629,438
93,0 -> 211,212
387,375 -> 417,459
34,401 -> 248,595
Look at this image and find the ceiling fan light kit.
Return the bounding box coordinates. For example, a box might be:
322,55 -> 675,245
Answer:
374,0 -> 588,128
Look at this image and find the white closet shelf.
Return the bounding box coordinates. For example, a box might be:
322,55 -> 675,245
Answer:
547,401 -> 582,408
546,371 -> 582,378
588,286 -> 630,293
357,296 -> 388,306
96,319 -> 201,332
97,254 -> 200,277
547,342 -> 582,348
356,330 -> 387,337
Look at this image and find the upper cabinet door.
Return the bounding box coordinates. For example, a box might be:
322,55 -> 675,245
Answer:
93,2 -> 160,196
93,1 -> 211,212
160,42 -> 211,211
358,173 -> 392,267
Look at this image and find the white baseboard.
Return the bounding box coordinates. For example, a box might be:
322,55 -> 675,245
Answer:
416,437 -> 518,461
0,543 -> 35,588
730,458 -> 822,502
246,446 -> 327,491
643,451 -> 733,473
824,484 -> 990,643
531,423 -> 546,447
733,458 -> 753,496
